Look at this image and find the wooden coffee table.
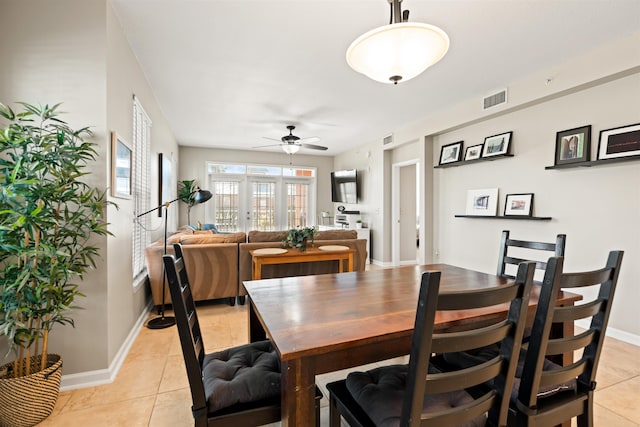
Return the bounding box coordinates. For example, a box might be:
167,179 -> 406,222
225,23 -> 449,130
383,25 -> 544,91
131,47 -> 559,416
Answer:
250,246 -> 354,280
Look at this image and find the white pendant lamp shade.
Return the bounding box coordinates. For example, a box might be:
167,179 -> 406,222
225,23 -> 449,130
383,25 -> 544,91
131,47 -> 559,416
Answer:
346,22 -> 449,84
282,144 -> 300,154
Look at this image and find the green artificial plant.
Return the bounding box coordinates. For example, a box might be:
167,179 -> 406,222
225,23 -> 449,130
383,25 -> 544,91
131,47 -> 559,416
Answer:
283,226 -> 317,252
178,179 -> 196,225
0,102 -> 114,378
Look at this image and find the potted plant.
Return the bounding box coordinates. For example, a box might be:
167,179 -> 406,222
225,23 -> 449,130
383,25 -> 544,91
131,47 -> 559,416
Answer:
0,102 -> 113,426
178,179 -> 197,225
283,226 -> 317,252
355,219 -> 363,229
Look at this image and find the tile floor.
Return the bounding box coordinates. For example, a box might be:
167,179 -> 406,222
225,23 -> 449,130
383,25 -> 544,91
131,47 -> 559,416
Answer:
40,302 -> 640,426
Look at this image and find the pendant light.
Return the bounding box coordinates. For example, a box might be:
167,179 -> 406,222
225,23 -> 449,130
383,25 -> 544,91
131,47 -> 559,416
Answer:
346,0 -> 449,85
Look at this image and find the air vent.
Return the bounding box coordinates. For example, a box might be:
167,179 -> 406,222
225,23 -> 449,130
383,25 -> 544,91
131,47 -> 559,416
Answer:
483,89 -> 507,110
383,134 -> 393,145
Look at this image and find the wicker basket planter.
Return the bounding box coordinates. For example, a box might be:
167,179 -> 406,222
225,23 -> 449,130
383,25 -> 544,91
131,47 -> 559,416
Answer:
0,354 -> 63,427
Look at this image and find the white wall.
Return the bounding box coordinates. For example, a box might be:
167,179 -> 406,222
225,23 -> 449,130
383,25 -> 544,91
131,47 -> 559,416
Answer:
432,73 -> 640,340
0,0 -> 178,379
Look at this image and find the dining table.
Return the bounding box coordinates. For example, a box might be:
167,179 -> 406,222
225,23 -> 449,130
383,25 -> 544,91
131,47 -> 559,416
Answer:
243,264 -> 582,427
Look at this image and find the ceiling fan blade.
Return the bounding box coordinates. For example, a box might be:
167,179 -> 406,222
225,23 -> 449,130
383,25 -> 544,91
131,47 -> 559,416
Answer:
262,136 -> 282,142
301,143 -> 328,151
253,143 -> 283,149
298,136 -> 320,144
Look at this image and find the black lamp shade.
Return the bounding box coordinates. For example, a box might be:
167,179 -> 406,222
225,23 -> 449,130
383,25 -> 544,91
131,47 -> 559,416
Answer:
195,189 -> 212,204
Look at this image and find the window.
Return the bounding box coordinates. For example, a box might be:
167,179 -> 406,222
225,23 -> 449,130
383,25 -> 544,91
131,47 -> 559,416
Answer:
132,96 -> 152,281
207,163 -> 316,232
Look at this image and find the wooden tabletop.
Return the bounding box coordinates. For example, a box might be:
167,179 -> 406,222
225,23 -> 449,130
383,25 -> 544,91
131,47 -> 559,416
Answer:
244,264 -> 582,426
249,246 -> 354,280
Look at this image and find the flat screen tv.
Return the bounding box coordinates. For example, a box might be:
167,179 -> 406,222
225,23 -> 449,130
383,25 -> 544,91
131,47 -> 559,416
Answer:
331,169 -> 358,204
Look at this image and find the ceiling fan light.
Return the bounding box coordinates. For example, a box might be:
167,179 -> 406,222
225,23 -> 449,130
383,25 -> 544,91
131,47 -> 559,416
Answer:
346,22 -> 449,84
282,144 -> 300,154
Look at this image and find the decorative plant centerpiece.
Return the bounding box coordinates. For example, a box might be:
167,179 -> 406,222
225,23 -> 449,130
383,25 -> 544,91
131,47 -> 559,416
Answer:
0,102 -> 113,426
283,226 -> 317,252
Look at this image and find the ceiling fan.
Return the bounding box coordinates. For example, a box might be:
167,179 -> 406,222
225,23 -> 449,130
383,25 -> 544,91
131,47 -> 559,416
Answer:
256,125 -> 328,154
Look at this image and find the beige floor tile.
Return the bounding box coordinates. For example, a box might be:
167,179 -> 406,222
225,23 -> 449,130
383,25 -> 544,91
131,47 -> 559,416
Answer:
594,402 -> 640,426
596,375 -> 640,424
158,354 -> 188,393
38,395 -> 154,427
148,388 -> 193,427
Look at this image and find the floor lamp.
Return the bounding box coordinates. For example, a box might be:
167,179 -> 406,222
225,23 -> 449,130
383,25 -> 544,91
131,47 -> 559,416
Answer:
137,187 -> 212,329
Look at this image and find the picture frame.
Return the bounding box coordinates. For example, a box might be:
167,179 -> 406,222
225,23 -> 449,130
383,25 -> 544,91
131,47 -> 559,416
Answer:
439,141 -> 463,165
464,143 -> 484,161
504,193 -> 534,217
597,123 -> 640,160
481,131 -> 512,158
111,132 -> 132,199
158,153 -> 172,216
465,188 -> 498,216
555,125 -> 591,165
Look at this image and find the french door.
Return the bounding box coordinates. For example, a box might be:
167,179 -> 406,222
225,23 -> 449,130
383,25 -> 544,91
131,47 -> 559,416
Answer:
206,163 -> 315,232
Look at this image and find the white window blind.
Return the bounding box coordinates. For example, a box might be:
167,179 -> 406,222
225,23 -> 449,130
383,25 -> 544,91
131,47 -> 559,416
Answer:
132,96 -> 152,281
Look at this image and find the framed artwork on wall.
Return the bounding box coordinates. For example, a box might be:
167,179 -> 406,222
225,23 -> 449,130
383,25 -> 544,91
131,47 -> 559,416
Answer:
465,188 -> 498,216
554,125 -> 591,165
439,141 -> 463,165
482,132 -> 512,158
597,123 -> 640,160
158,153 -> 172,216
111,132 -> 132,199
464,143 -> 484,161
504,193 -> 534,217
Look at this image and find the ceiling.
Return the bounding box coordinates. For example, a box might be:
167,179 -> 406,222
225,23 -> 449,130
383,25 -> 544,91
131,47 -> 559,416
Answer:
111,0 -> 640,157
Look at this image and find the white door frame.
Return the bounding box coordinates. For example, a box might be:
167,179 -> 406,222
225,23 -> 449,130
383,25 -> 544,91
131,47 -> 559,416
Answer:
392,159 -> 421,267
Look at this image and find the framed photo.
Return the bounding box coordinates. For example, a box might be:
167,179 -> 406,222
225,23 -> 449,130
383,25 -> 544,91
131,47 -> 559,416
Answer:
465,188 -> 498,216
482,131 -> 512,158
597,123 -> 640,160
555,125 -> 591,165
111,132 -> 132,199
464,143 -> 484,161
439,141 -> 463,165
158,153 -> 172,216
504,193 -> 534,217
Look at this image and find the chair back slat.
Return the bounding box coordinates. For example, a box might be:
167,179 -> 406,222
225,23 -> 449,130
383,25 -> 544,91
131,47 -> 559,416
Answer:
163,244 -> 208,415
428,356 -> 502,394
546,330 -> 595,356
431,321 -> 511,354
399,261 -> 537,427
516,251 -> 624,415
422,391 -> 495,425
497,230 -> 566,280
552,300 -> 602,323
539,360 -> 587,388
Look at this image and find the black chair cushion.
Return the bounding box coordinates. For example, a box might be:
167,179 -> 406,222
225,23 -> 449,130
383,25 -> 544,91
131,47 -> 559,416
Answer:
202,340 -> 281,412
345,364 -> 486,427
442,345 -> 576,404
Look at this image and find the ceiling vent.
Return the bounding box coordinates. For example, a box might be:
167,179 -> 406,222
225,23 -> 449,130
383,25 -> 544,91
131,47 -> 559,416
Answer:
383,134 -> 394,145
483,89 -> 507,110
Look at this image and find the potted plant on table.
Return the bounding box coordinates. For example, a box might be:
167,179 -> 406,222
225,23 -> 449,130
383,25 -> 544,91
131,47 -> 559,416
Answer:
0,102 -> 113,426
178,179 -> 197,225
283,226 -> 317,252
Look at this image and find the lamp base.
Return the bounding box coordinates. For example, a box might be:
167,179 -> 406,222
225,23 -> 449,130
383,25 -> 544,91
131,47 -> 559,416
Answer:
146,315 -> 176,329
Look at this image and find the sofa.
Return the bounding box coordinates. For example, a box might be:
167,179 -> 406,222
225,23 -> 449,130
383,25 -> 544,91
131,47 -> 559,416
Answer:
144,228 -> 367,307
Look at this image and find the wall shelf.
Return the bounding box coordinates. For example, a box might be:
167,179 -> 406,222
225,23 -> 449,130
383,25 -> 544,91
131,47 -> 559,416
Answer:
455,215 -> 552,221
545,155 -> 640,169
435,153 -> 514,169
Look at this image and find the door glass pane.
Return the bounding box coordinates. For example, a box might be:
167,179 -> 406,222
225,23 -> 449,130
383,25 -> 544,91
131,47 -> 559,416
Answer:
287,182 -> 309,228
252,181 -> 276,231
213,181 -> 239,232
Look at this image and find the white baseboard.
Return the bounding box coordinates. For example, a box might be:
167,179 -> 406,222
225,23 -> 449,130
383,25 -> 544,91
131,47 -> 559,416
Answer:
575,319 -> 640,347
371,259 -> 394,268
59,301 -> 153,391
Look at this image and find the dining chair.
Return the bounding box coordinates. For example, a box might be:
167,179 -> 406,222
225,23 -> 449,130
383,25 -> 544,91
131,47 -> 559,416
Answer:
509,251 -> 624,426
326,261 -> 537,427
163,243 -> 322,427
497,229 -> 566,282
